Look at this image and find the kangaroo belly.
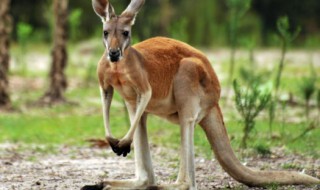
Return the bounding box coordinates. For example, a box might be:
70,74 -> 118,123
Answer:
146,88 -> 177,116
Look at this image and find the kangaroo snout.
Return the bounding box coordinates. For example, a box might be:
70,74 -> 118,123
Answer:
108,48 -> 121,62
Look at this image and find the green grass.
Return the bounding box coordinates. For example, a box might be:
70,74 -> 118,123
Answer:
1,99 -> 319,158
0,114 -> 103,145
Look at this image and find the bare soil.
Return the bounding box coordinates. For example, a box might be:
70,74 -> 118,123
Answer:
0,143 -> 319,190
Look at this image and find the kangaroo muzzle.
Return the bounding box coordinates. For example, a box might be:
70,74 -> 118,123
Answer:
108,48 -> 121,62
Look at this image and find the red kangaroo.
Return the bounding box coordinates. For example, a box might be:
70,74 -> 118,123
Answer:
82,0 -> 320,189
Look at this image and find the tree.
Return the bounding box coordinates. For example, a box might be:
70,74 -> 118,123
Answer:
0,0 -> 12,110
40,0 -> 68,105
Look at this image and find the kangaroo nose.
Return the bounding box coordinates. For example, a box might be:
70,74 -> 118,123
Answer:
109,49 -> 120,62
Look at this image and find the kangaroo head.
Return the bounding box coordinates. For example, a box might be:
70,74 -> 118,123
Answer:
92,0 -> 145,62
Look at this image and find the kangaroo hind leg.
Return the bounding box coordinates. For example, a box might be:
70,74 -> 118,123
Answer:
172,58 -> 212,190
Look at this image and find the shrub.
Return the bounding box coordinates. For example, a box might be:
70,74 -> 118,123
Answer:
233,80 -> 272,148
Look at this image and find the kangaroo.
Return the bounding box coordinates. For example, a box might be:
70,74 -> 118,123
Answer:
82,0 -> 320,189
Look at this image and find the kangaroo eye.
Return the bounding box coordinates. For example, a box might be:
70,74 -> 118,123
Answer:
122,31 -> 129,37
103,31 -> 109,37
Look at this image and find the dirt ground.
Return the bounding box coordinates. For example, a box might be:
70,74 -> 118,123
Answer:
0,143 -> 319,190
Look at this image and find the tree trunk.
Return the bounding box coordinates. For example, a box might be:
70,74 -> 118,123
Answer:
0,0 -> 12,110
40,0 -> 68,105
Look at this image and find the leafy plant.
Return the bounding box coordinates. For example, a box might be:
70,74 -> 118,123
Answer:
17,22 -> 33,75
233,80 -> 272,148
269,16 -> 301,133
226,0 -> 251,87
267,183 -> 280,190
254,143 -> 271,156
17,22 -> 33,46
238,65 -> 271,86
299,76 -> 317,119
274,16 -> 301,94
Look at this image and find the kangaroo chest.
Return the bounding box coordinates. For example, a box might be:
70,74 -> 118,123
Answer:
100,61 -> 178,115
103,66 -> 137,103
106,67 -> 127,87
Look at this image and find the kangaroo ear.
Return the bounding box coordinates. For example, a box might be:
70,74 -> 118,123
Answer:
121,0 -> 145,25
92,0 -> 116,22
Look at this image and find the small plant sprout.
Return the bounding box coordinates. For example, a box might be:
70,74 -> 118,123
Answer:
254,143 -> 271,156
298,61 -> 317,120
275,16 -> 301,94
269,16 -> 301,133
240,36 -> 256,65
233,80 -> 272,148
299,76 -> 316,120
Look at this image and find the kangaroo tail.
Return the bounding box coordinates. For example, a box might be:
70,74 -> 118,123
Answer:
199,105 -> 320,187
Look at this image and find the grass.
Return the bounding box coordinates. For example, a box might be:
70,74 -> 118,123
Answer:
1,98 -> 319,158
1,40 -> 320,159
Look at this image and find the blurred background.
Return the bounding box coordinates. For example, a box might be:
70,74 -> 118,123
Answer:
7,0 -> 320,47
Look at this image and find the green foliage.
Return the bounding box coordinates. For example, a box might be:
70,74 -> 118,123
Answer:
267,183 -> 280,190
16,22 -> 33,75
292,121 -> 318,143
69,9 -> 83,42
85,60 -> 98,85
226,0 -> 252,87
254,143 -> 271,156
233,80 -> 272,148
274,16 -> 301,93
238,66 -> 271,86
269,16 -> 301,132
281,163 -> 302,170
277,16 -> 301,44
304,36 -> 320,50
317,89 -> 320,125
227,0 -> 252,47
9,0 -> 320,47
169,18 -> 189,42
299,76 -> 317,119
268,99 -> 276,136
317,89 -> 320,111
226,0 -> 251,19
17,22 -> 33,46
239,36 -> 256,64
301,77 -> 317,101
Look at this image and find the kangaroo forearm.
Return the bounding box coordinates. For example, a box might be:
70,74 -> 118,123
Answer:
100,86 -> 114,137
123,89 -> 151,141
